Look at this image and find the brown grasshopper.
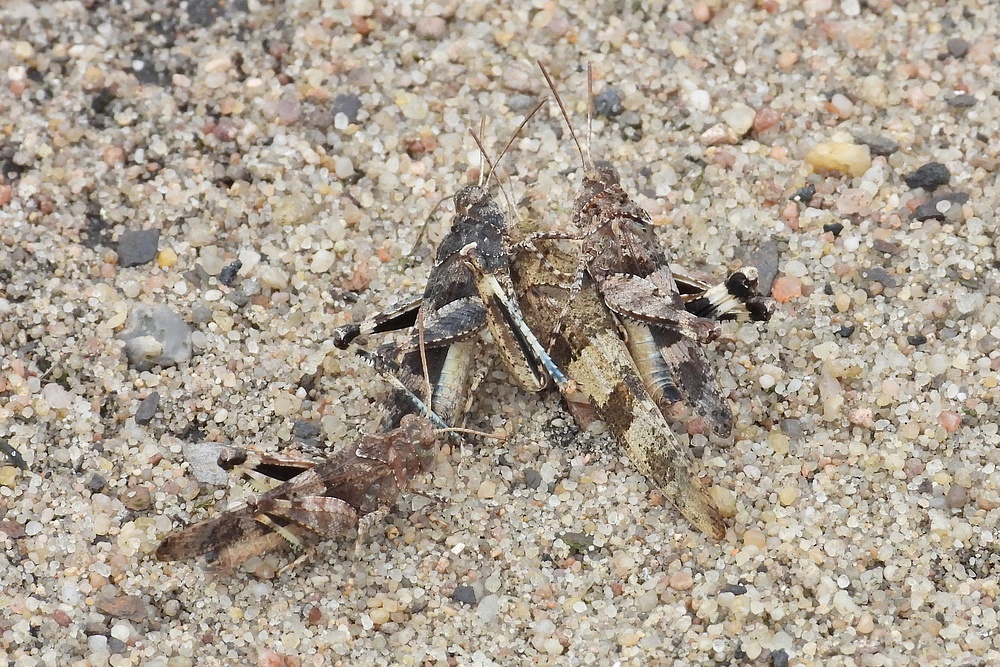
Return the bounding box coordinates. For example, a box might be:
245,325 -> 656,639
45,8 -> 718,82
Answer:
155,413 -> 439,568
532,63 -> 774,439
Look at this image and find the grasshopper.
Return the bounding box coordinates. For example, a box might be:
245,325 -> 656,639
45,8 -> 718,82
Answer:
532,63 -> 774,439
331,107 -> 565,428
155,413 -> 439,568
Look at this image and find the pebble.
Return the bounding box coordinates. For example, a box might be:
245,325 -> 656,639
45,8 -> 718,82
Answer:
937,410 -> 962,433
156,248 -> 178,268
593,87 -> 623,118
743,529 -> 766,549
770,276 -> 802,303
331,93 -> 362,124
721,103 -> 756,136
452,585 -> 477,606
904,161 -> 950,190
119,304 -> 193,371
117,228 -> 160,267
805,141 -> 871,177
913,192 -> 969,221
135,391 -> 159,425
753,107 -> 780,133
852,131 -> 898,156
700,123 -> 738,146
669,570 -> 694,591
218,260 -> 242,286
477,479 -> 498,499
945,484 -> 969,509
946,37 -> 970,58
415,16 -> 447,39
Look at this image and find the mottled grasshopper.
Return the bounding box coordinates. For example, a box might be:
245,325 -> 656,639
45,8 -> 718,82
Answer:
533,63 -> 774,439
155,413 -> 439,568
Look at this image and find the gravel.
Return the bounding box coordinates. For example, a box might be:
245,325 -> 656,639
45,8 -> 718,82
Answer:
2,1 -> 999,665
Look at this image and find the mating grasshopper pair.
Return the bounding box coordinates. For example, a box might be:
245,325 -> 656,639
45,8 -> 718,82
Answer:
156,65 -> 774,566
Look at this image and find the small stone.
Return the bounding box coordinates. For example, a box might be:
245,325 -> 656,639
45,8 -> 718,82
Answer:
117,229 -> 161,267
700,123 -> 738,146
219,260 -> 242,286
771,276 -> 802,303
617,631 -> 642,647
907,333 -> 927,346
805,141 -> 871,177
721,584 -> 748,595
122,486 -> 152,511
711,485 -> 737,517
119,304 -> 192,371
743,529 -> 766,549
477,594 -> 501,623
904,162 -> 950,190
721,103 -> 756,135
507,94 -> 535,112
97,595 -> 148,623
778,486 -> 799,507
836,324 -> 855,338
368,607 -> 390,625
452,585 -> 477,605
135,392 -> 159,425
523,469 -> 542,489
851,131 -> 898,156
823,222 -> 844,237
913,192 -> 969,221
156,248 -> 178,268
87,474 -> 107,493
790,184 -> 816,203
331,93 -> 362,124
945,93 -> 975,108
414,16 -> 447,39
593,87 -> 623,118
946,37 -> 970,58
311,249 -> 336,274
753,107 -> 781,133
477,479 -> 498,499
772,649 -> 789,667
945,484 -> 969,509
856,612 -> 875,633
937,410 -> 961,433
669,570 -> 694,590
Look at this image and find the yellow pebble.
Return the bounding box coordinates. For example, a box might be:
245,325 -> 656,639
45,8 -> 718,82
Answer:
778,486 -> 799,507
0,466 -> 19,487
157,248 -> 178,268
743,529 -> 766,550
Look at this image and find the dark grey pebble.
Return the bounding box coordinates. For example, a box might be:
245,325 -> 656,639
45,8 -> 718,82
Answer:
507,94 -> 536,112
523,468 -> 543,489
117,229 -> 160,268
946,36 -> 970,58
913,192 -> 969,221
119,303 -> 193,371
135,391 -> 160,425
781,419 -> 803,439
851,131 -> 898,157
791,184 -> 816,203
772,649 -> 789,667
746,239 -> 780,295
452,585 -> 477,606
331,93 -> 362,124
872,238 -> 902,255
904,162 -> 950,191
721,584 -> 747,595
107,637 -> 127,654
907,333 -> 927,346
947,93 -> 976,108
860,266 -> 898,288
823,222 -> 844,237
593,87 -> 624,117
219,259 -> 242,286
87,474 -> 107,493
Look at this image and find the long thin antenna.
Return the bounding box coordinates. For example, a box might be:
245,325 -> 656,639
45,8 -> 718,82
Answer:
476,117 -> 488,187
586,62 -> 594,165
480,100 -> 546,186
537,61 -> 591,170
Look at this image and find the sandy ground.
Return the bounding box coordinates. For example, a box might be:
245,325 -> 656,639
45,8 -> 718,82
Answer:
2,1 -> 999,665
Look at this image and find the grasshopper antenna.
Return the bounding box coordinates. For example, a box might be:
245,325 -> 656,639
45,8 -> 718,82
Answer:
538,61 -> 592,171
406,193 -> 451,264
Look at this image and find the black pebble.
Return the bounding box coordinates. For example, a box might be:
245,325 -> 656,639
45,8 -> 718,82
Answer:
904,162 -> 950,191
908,333 -> 927,346
219,260 -> 242,286
836,324 -> 855,338
117,229 -> 160,267
721,584 -> 747,595
822,222 -> 844,237
790,184 -> 815,203
452,585 -> 478,606
135,391 -> 160,426
331,93 -> 362,124
593,87 -> 624,117
772,649 -> 789,667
